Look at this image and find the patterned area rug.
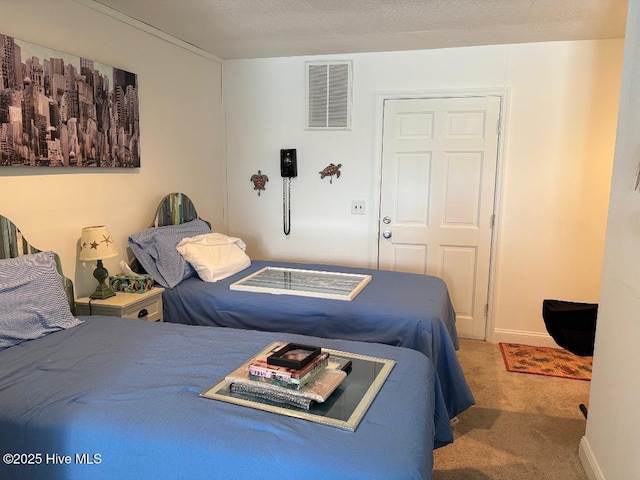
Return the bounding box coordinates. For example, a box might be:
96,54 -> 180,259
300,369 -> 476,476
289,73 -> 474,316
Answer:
499,343 -> 592,381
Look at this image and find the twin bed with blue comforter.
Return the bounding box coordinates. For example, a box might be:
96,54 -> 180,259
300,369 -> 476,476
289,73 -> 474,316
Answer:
0,316 -> 453,480
0,213 -> 455,479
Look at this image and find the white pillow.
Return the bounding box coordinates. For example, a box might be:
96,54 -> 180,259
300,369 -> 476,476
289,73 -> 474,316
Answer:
176,233 -> 251,282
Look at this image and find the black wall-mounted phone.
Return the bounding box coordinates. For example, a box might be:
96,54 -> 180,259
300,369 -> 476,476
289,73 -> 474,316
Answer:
280,149 -> 297,235
280,149 -> 297,178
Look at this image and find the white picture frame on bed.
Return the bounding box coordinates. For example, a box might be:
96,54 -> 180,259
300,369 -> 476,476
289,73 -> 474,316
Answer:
229,266 -> 372,301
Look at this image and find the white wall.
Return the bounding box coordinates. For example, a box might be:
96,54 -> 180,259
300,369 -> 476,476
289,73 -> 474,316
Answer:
224,40 -> 623,344
0,0 -> 225,298
580,2 -> 640,478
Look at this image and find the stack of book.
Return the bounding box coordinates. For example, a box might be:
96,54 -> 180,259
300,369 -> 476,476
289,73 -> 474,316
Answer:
249,347 -> 330,389
225,342 -> 351,410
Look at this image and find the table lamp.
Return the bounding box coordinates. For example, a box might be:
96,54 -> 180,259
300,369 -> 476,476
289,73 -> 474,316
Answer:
79,225 -> 118,299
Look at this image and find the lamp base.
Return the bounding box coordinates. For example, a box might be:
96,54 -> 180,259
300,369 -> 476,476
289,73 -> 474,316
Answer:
90,259 -> 116,300
89,283 -> 116,300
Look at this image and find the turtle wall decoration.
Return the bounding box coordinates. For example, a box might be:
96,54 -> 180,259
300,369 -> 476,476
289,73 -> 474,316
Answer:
319,163 -> 342,183
250,170 -> 269,196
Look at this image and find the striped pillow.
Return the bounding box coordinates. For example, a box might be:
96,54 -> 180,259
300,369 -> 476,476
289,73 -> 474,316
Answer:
128,219 -> 211,288
0,251 -> 82,349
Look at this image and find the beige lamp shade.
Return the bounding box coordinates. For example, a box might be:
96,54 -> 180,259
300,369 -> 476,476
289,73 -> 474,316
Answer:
79,225 -> 118,262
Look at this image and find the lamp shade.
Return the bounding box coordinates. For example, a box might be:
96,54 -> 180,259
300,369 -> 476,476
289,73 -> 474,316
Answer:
79,225 -> 118,262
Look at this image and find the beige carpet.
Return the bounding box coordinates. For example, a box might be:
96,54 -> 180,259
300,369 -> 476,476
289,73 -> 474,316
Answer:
433,339 -> 590,479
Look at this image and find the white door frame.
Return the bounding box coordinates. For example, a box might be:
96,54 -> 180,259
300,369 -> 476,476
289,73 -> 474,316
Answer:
372,87 -> 510,342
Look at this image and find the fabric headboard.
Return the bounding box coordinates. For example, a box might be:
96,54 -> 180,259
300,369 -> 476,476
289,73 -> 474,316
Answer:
0,215 -> 75,313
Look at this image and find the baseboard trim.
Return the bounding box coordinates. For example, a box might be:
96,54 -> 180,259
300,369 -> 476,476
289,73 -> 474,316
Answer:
579,436 -> 605,480
490,328 -> 560,348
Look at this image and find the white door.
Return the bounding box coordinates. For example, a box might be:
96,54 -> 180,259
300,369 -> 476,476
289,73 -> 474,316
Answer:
378,96 -> 501,340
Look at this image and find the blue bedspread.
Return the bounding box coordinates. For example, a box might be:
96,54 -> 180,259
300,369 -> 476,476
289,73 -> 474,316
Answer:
163,260 -> 474,418
0,317 -> 453,480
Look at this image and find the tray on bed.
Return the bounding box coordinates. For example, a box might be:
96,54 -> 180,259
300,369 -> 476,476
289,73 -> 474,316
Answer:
201,341 -> 394,431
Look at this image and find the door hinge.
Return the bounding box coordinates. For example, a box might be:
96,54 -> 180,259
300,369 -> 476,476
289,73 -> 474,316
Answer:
485,304 -> 489,317
490,214 -> 495,229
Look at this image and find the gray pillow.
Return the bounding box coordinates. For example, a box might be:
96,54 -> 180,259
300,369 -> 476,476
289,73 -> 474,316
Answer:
128,219 -> 212,288
0,251 -> 82,350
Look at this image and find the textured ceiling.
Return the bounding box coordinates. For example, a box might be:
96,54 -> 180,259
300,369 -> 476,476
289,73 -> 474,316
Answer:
90,0 -> 628,59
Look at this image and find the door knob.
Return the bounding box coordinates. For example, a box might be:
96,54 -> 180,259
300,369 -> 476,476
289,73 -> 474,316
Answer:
383,216 -> 391,224
382,230 -> 392,239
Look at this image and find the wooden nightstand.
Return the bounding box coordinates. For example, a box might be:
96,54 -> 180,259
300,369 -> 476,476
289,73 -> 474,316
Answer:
75,287 -> 165,322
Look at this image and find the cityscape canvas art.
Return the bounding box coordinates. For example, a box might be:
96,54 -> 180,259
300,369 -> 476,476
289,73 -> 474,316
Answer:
0,34 -> 140,168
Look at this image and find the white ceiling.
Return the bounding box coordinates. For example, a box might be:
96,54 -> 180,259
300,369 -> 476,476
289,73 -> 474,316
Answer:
90,0 -> 628,60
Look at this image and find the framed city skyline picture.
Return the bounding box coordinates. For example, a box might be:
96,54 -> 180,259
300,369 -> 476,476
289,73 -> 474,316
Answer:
0,33 -> 140,168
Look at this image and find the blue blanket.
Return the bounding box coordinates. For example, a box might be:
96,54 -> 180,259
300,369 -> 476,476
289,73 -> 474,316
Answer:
0,317 -> 453,480
163,260 -> 474,418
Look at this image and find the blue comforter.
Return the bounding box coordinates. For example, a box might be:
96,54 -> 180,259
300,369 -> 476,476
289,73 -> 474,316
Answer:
0,317 -> 453,480
163,260 -> 474,418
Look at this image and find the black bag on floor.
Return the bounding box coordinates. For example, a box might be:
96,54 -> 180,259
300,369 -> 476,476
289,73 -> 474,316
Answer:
542,299 -> 598,357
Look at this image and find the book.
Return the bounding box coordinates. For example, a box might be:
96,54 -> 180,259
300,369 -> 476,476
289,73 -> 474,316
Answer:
230,383 -> 315,410
226,366 -> 347,409
223,342 -> 348,409
248,358 -> 327,389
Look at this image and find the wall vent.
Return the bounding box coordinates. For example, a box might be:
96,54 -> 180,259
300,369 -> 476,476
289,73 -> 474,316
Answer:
306,61 -> 352,130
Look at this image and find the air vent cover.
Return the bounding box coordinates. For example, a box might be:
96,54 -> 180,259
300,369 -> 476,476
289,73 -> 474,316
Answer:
306,61 -> 352,130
